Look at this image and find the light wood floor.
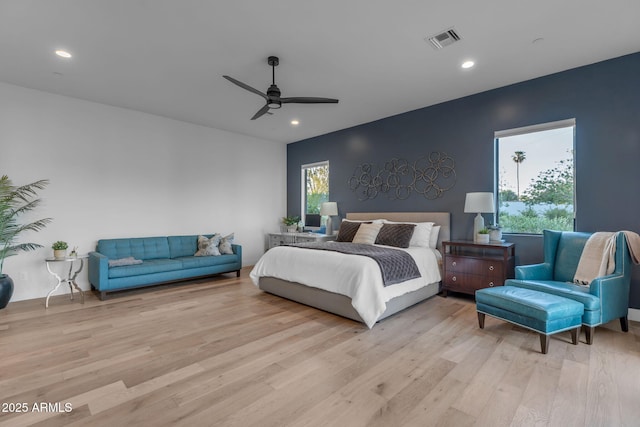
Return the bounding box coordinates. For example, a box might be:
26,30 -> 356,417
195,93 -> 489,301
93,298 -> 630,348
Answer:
1,267 -> 639,427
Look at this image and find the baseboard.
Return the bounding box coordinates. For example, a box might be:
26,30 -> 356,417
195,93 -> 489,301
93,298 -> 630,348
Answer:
629,308 -> 640,323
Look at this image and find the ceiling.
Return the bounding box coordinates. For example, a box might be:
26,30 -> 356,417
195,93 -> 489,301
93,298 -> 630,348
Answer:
1,1 -> 639,144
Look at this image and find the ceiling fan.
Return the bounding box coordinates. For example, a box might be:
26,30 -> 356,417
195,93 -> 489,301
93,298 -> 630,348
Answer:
223,56 -> 339,120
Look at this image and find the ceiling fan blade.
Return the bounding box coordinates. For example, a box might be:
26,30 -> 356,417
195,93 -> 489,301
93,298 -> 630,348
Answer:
280,97 -> 339,104
251,104 -> 271,120
223,75 -> 268,101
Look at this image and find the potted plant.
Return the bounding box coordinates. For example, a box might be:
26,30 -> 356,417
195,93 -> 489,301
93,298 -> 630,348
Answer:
488,223 -> 503,242
477,228 -> 490,244
52,241 -> 68,259
282,215 -> 301,233
0,175 -> 51,309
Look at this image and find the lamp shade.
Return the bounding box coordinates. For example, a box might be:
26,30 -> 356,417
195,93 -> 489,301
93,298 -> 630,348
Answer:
464,192 -> 495,214
320,202 -> 338,216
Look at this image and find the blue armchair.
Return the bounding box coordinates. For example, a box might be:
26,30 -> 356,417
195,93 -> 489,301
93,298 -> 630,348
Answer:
505,230 -> 632,344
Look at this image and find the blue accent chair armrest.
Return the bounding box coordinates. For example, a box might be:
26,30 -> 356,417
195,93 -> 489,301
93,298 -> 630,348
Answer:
515,263 -> 553,280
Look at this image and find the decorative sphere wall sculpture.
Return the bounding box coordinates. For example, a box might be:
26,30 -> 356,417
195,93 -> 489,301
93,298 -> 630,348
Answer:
348,152 -> 456,201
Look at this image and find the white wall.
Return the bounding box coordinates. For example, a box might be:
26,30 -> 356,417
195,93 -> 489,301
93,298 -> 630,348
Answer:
0,82 -> 286,302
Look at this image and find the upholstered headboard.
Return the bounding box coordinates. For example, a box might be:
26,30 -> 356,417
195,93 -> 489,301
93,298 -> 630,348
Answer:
345,212 -> 450,250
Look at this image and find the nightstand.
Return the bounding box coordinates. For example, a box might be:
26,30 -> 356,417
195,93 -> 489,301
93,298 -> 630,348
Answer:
268,232 -> 336,249
442,240 -> 515,297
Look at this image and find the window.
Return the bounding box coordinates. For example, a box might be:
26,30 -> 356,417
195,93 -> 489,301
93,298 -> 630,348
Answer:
495,119 -> 575,234
301,161 -> 329,228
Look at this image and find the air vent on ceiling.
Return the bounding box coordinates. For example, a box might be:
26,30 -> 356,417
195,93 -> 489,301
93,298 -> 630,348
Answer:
426,28 -> 461,50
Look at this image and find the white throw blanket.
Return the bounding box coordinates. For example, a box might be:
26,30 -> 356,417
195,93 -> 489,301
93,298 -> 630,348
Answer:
573,230 -> 640,286
573,232 -> 615,286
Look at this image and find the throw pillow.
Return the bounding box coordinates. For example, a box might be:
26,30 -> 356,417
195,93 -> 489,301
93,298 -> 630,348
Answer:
195,234 -> 221,256
218,233 -> 235,254
336,220 -> 369,242
352,222 -> 384,245
375,223 -> 416,248
429,225 -> 441,249
108,257 -> 143,267
410,222 -> 434,247
383,220 -> 434,247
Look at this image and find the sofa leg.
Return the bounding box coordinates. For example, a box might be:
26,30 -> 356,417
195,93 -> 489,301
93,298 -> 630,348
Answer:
540,334 -> 549,354
584,326 -> 595,345
99,291 -> 107,301
620,316 -> 629,332
477,312 -> 485,329
236,270 -> 241,278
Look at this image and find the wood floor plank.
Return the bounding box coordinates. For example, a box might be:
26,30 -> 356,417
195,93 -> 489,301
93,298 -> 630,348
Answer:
1,268 -> 639,426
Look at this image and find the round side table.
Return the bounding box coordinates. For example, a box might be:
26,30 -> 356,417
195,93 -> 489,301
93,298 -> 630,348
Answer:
44,255 -> 87,308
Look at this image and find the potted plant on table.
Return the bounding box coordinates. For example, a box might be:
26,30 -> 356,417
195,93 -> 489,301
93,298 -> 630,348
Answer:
477,228 -> 490,244
488,223 -> 503,242
282,216 -> 301,233
52,241 -> 68,259
0,175 -> 51,309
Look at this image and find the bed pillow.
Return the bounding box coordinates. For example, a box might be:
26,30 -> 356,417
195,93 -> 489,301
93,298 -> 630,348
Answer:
218,233 -> 234,254
374,223 -> 416,248
195,234 -> 222,256
336,220 -> 368,242
352,222 -> 384,245
383,220 -> 434,247
429,225 -> 441,249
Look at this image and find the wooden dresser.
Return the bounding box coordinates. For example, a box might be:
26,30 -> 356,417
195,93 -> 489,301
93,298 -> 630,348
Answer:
442,240 -> 515,297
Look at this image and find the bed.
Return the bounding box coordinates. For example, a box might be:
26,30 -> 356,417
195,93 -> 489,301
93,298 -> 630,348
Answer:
250,212 -> 450,328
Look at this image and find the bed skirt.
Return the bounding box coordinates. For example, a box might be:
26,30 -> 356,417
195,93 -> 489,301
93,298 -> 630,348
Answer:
258,276 -> 441,325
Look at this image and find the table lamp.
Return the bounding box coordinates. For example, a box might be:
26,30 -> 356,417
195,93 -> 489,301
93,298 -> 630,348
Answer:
320,202 -> 338,235
464,192 -> 495,242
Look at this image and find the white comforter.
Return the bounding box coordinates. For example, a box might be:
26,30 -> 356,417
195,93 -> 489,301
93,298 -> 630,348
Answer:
249,243 -> 441,328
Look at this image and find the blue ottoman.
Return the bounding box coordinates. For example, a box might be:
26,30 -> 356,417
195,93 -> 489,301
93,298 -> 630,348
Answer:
476,286 -> 584,354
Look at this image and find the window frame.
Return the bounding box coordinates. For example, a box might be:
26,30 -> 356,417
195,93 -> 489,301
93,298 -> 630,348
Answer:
494,118 -> 576,235
300,160 -> 329,227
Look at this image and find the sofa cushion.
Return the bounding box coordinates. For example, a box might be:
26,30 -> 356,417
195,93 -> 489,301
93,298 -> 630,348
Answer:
168,235 -> 199,258
177,254 -> 238,269
505,279 -> 601,311
108,259 -> 183,279
98,237 -> 170,261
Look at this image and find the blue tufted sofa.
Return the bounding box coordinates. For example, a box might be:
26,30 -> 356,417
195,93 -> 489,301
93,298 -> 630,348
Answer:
505,230 -> 632,344
88,235 -> 241,300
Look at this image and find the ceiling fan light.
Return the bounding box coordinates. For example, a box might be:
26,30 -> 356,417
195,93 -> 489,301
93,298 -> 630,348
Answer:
268,101 -> 281,109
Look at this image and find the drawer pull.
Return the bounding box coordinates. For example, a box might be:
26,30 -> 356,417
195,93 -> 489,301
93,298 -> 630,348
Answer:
452,261 -> 457,267
489,265 -> 494,271
489,282 -> 495,287
452,276 -> 457,282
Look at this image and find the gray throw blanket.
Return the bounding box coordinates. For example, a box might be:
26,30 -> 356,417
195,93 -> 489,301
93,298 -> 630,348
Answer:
290,242 -> 421,286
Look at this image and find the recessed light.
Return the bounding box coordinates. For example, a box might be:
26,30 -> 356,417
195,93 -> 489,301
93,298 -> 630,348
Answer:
55,50 -> 72,58
461,60 -> 475,69
290,120 -> 299,126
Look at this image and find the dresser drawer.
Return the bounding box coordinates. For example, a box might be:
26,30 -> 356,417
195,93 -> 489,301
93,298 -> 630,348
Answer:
444,272 -> 502,293
445,256 -> 504,279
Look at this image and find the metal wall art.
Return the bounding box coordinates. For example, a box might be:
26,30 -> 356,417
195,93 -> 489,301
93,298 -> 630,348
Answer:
348,152 -> 456,201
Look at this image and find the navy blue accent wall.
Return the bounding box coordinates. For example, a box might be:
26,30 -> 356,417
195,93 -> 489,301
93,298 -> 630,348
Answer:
287,52 -> 640,308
